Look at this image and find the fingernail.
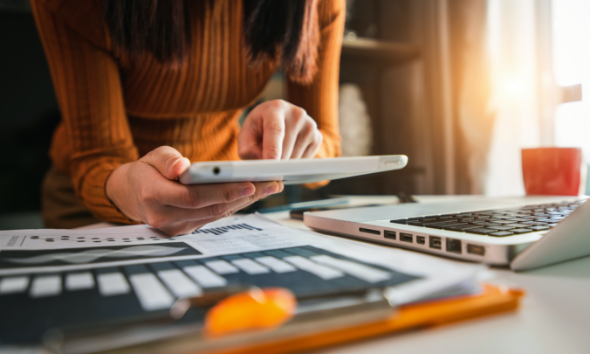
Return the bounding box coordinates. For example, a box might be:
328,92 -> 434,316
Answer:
264,185 -> 278,196
169,157 -> 182,171
242,186 -> 255,197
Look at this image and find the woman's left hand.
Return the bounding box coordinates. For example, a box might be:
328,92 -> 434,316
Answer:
238,99 -> 323,160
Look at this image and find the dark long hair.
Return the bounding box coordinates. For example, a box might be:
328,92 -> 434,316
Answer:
103,0 -> 320,84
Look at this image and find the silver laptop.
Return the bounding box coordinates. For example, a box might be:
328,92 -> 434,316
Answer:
303,196 -> 590,271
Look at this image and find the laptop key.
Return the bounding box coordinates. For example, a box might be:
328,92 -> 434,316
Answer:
503,209 -> 525,213
422,218 -> 439,223
548,216 -> 565,221
459,218 -> 475,222
514,217 -> 536,221
390,219 -> 408,224
463,228 -> 496,235
474,222 -> 503,227
475,216 -> 492,220
424,219 -> 457,224
527,225 -> 550,231
488,226 -> 516,231
503,223 -> 527,228
535,218 -> 560,223
489,231 -> 515,237
407,221 -> 426,226
422,222 -> 455,229
447,225 -> 481,231
488,220 -> 514,224
440,223 -> 469,230
510,228 -> 534,234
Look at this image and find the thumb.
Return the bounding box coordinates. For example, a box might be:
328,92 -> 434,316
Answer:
142,146 -> 191,180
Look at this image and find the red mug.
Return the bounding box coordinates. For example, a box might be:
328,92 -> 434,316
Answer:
521,147 -> 583,196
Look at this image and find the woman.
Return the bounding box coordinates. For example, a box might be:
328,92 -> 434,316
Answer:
32,0 -> 343,236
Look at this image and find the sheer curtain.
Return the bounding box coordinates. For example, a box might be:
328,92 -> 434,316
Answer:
450,0 -> 494,195
483,0 -> 541,196
452,0 -> 551,196
553,0 -> 590,193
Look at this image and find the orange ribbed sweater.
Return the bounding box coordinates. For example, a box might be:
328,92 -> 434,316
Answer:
31,0 -> 343,223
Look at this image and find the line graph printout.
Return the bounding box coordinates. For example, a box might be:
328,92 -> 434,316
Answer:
0,216 -> 308,275
0,243 -> 201,269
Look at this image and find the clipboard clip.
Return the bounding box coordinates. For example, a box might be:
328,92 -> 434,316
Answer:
171,285 -> 396,336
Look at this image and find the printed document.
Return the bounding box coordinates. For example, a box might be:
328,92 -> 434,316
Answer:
0,214 -> 484,304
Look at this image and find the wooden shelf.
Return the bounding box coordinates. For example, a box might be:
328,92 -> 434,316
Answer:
341,37 -> 419,66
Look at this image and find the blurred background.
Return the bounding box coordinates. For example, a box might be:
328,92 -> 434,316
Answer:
1,0 -> 588,229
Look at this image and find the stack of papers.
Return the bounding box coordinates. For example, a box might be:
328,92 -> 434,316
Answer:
0,214 -> 485,353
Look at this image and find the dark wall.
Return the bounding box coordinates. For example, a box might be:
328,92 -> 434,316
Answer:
0,11 -> 60,213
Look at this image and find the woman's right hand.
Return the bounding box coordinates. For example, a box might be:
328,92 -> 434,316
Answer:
105,146 -> 283,236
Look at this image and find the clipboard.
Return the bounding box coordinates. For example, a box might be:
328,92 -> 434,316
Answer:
99,283 -> 522,354
200,283 -> 524,354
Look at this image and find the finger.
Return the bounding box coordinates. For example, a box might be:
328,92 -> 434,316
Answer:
157,217 -> 220,237
162,182 -> 280,235
252,180 -> 282,196
272,181 -> 285,194
176,181 -> 280,220
237,114 -> 263,160
281,109 -> 307,160
157,180 -> 257,209
149,196 -> 255,231
302,130 -> 323,158
190,181 -> 280,223
145,181 -> 282,233
290,120 -> 316,159
141,146 -> 191,180
262,110 -> 285,160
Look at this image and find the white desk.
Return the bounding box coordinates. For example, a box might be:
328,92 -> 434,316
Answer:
263,196 -> 590,354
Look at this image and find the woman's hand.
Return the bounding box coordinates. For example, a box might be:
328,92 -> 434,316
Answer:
105,146 -> 283,236
238,99 -> 323,160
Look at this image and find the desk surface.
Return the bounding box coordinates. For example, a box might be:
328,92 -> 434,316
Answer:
84,195 -> 590,354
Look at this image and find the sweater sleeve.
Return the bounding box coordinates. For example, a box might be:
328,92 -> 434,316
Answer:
286,0 -> 344,160
31,0 -> 139,223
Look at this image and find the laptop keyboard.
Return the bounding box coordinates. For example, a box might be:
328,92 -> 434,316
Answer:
390,200 -> 586,237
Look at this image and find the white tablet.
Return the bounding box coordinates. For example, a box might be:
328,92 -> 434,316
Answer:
178,155 -> 408,185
